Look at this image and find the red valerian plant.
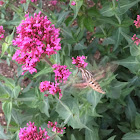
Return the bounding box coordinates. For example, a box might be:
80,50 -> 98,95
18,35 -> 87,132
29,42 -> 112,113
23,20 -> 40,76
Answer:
0,26 -> 5,40
39,81 -> 62,99
132,34 -> 140,45
0,1 -> 4,6
20,0 -> 26,4
31,0 -> 37,2
71,1 -> 76,6
12,11 -> 61,75
50,0 -> 58,6
52,64 -> 71,83
72,55 -> 88,68
134,15 -> 140,28
47,121 -> 66,134
19,122 -> 50,140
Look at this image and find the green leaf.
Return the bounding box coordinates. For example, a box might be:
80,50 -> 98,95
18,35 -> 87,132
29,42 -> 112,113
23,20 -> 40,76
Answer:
100,2 -> 115,17
116,56 -> 140,73
2,101 -> 12,129
135,113 -> 140,129
85,126 -> 100,140
116,0 -> 140,15
56,96 -> 90,130
121,31 -> 140,56
84,16 -> 94,32
13,86 -> 20,98
33,67 -> 53,78
113,27 -> 122,51
86,89 -> 103,109
100,0 -> 140,17
0,125 -> 9,139
107,135 -> 116,140
74,39 -> 87,50
122,132 -> 140,140
125,96 -> 136,122
39,98 -> 50,117
69,0 -> 83,20
1,43 -> 9,57
87,7 -> 101,17
5,28 -> 15,44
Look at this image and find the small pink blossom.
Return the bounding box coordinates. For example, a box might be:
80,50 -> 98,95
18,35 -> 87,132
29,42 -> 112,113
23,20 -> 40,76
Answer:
52,64 -> 71,83
132,34 -> 140,45
50,0 -> 57,6
19,122 -> 50,140
47,121 -> 66,134
0,1 -> 4,6
71,1 -> 76,6
40,81 -> 62,99
12,12 -> 61,75
134,15 -> 140,28
20,0 -> 26,4
0,26 -> 5,40
72,56 -> 88,68
31,0 -> 37,2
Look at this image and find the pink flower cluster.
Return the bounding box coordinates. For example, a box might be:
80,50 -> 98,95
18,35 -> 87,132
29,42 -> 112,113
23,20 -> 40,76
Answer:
48,121 -> 66,134
134,15 -> 140,28
72,56 -> 88,68
0,1 -> 4,6
19,122 -> 50,140
40,81 -> 62,99
52,64 -> 71,83
31,0 -> 37,2
20,0 -> 26,4
50,0 -> 57,6
132,34 -> 140,45
71,1 -> 76,6
0,26 -> 5,40
12,11 -> 61,75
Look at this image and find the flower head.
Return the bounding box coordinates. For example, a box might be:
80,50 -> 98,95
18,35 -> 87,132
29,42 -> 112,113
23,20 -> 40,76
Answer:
0,26 -> 5,40
134,15 -> 140,28
47,121 -> 66,134
52,64 -> 71,83
72,56 -> 88,68
0,1 -> 4,6
20,0 -> 26,4
40,81 -> 62,99
50,0 -> 57,6
132,34 -> 140,45
12,12 -> 61,75
19,122 -> 50,140
71,1 -> 76,6
31,0 -> 37,2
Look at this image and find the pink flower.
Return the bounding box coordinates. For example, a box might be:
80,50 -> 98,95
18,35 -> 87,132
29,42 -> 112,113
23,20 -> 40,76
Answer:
132,34 -> 140,45
50,0 -> 57,6
0,26 -> 5,40
0,1 -> 4,6
52,64 -> 71,83
20,0 -> 26,4
71,1 -> 76,6
72,56 -> 88,68
40,81 -> 62,99
47,121 -> 66,134
19,122 -> 50,140
12,12 -> 61,75
31,0 -> 37,2
134,15 -> 140,28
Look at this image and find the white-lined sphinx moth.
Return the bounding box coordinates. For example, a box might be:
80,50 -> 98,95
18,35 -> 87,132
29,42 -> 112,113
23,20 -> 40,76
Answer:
78,67 -> 105,94
74,63 -> 117,94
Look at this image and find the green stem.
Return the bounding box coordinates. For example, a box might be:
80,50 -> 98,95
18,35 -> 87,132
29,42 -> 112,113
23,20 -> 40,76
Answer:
42,56 -> 53,66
